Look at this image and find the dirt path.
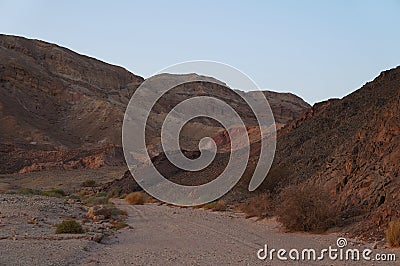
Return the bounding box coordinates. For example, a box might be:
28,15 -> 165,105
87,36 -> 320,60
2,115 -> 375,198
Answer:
81,200 -> 399,265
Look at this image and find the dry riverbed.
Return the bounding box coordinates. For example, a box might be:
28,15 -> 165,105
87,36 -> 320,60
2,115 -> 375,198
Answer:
82,200 -> 399,266
1,195 -> 399,265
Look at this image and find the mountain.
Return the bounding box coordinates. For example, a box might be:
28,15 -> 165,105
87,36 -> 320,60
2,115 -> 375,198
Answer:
0,34 -> 143,149
0,35 -> 310,174
261,66 -> 400,237
117,66 -> 400,239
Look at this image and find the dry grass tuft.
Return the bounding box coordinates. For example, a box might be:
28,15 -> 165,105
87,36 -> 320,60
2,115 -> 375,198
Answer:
386,220 -> 400,247
125,192 -> 154,205
81,179 -> 96,187
113,221 -> 129,230
203,200 -> 227,211
239,193 -> 272,219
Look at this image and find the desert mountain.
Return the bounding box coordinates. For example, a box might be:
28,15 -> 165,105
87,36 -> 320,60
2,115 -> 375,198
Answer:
117,66 -> 399,238
0,35 -> 143,149
0,35 -> 309,174
262,66 -> 400,237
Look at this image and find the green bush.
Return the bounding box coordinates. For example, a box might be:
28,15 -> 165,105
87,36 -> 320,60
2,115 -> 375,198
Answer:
55,220 -> 84,234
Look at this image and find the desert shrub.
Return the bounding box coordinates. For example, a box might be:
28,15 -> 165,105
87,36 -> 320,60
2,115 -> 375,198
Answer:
18,188 -> 42,195
87,205 -> 113,221
42,188 -> 66,198
125,192 -> 146,205
386,220 -> 400,247
125,191 -> 156,205
211,200 -> 226,211
239,193 -> 271,218
110,206 -> 128,218
113,221 -> 128,230
81,179 -> 96,187
107,186 -> 122,198
276,184 -> 337,232
95,206 -> 112,219
85,196 -> 109,205
95,192 -> 108,197
55,220 -> 84,234
68,194 -> 81,200
203,201 -> 217,210
257,165 -> 292,193
84,192 -> 110,205
76,189 -> 90,197
203,200 -> 226,211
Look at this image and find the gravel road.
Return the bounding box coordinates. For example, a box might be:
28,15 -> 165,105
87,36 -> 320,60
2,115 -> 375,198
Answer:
81,200 -> 399,265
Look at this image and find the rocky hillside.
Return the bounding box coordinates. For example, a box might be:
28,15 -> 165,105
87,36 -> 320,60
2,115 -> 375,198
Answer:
0,34 -> 144,149
259,66 -> 400,237
0,35 -> 309,174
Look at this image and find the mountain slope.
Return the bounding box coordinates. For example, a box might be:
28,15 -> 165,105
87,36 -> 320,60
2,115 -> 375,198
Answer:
0,34 -> 144,149
259,66 -> 400,237
0,35 -> 310,174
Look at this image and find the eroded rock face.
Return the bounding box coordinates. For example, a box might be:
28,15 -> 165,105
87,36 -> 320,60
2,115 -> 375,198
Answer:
0,34 -> 310,174
264,66 -> 400,238
0,34 -> 144,149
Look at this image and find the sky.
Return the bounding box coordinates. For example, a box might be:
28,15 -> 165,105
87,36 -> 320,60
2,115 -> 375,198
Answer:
1,0 -> 400,104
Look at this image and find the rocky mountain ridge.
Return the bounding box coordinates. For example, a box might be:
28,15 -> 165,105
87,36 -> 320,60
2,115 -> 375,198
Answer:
0,34 -> 310,173
260,66 -> 400,237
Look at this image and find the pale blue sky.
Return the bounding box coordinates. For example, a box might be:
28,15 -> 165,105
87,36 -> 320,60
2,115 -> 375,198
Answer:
1,0 -> 399,104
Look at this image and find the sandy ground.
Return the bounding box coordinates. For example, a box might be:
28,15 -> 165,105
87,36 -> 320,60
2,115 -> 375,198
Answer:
1,194 -> 398,265
0,194 -> 114,266
80,200 -> 400,266
0,194 -> 400,265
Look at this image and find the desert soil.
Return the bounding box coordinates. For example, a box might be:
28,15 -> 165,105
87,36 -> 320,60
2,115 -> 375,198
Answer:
80,200 -> 400,266
0,193 -> 115,266
1,195 -> 399,265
